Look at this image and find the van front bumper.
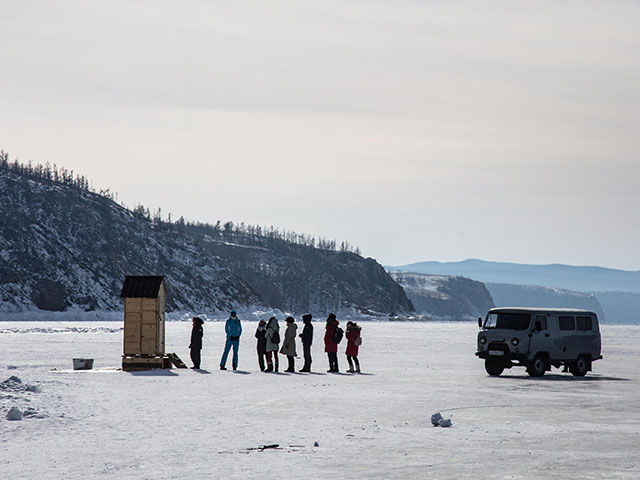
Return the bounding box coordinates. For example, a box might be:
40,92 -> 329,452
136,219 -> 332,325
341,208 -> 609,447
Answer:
476,350 -> 528,363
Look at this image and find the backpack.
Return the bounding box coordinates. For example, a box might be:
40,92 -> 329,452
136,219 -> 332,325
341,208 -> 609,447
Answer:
332,326 -> 344,344
271,331 -> 280,344
355,336 -> 362,346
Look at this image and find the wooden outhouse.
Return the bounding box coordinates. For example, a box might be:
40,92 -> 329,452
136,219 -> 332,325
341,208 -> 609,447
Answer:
120,275 -> 168,371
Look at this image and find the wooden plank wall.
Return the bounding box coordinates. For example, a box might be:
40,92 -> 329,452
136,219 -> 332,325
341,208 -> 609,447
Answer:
141,298 -> 159,355
158,285 -> 166,354
124,297 -> 162,355
124,298 -> 142,355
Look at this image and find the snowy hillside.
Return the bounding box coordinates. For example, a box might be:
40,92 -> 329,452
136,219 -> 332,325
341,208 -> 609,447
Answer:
0,163 -> 412,316
390,272 -> 494,320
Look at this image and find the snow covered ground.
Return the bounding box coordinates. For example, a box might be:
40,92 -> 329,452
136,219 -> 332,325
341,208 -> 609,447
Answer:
1,320 -> 639,479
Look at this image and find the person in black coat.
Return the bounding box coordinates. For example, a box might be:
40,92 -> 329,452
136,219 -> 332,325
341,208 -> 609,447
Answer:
189,316 -> 204,369
255,319 -> 268,371
299,313 -> 313,372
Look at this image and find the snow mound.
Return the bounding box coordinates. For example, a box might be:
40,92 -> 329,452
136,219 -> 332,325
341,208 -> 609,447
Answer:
1,376 -> 24,392
22,407 -> 46,419
1,376 -> 40,393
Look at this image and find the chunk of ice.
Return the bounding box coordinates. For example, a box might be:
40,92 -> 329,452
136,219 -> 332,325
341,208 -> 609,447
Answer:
7,407 -> 23,421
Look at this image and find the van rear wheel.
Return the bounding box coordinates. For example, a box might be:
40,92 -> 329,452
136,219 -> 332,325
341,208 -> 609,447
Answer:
569,356 -> 589,377
485,359 -> 504,376
527,354 -> 547,377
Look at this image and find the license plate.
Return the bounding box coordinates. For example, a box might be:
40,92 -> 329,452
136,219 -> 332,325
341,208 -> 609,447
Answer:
488,350 -> 504,356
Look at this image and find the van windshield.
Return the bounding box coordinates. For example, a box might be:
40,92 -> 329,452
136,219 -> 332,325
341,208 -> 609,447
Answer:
485,313 -> 532,330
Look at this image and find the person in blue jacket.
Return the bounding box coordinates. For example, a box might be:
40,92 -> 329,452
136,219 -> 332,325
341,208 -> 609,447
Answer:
220,310 -> 242,370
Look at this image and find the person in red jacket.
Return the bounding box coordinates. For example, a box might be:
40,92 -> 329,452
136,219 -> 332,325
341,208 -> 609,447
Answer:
345,321 -> 362,373
324,313 -> 340,373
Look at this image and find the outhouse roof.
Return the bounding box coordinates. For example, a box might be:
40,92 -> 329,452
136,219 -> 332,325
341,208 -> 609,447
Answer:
120,276 -> 165,298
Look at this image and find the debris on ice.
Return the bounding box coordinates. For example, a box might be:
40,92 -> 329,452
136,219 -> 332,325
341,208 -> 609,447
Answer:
431,412 -> 452,428
7,407 -> 23,421
431,412 -> 443,426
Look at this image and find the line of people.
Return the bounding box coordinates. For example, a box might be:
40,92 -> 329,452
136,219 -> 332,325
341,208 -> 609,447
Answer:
188,310 -> 363,373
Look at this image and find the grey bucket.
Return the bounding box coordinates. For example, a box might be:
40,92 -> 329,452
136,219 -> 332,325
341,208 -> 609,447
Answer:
73,358 -> 94,370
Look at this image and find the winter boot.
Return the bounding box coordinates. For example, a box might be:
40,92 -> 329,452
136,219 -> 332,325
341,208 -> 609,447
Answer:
347,367 -> 355,373
220,366 -> 227,370
274,362 -> 279,373
266,362 -> 273,372
232,364 -> 237,371
285,357 -> 295,373
356,366 -> 361,373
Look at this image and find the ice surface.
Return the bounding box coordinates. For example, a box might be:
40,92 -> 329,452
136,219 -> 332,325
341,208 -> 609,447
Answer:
1,321 -> 639,479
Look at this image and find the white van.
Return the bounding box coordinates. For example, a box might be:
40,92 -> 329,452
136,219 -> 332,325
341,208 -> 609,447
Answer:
476,307 -> 602,377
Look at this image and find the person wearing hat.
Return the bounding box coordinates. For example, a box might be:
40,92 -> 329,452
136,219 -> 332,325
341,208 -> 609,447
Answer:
299,313 -> 313,372
220,310 -> 242,370
255,319 -> 268,371
324,313 -> 340,373
189,316 -> 204,369
265,316 -> 280,372
280,316 -> 298,373
345,321 -> 362,373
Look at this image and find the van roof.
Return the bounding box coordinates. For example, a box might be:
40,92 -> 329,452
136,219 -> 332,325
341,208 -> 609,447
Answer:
489,307 -> 596,315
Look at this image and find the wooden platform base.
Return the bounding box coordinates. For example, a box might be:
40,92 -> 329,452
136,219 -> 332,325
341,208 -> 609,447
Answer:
166,352 -> 188,369
122,353 -> 187,371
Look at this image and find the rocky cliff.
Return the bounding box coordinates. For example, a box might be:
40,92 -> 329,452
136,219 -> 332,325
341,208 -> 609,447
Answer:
0,165 -> 413,316
390,272 -> 495,320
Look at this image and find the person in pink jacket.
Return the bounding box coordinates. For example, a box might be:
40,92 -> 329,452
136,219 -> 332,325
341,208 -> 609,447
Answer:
345,321 -> 362,373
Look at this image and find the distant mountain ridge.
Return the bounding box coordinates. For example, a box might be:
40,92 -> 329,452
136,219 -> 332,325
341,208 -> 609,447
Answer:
0,162 -> 413,316
486,283 -> 606,321
389,259 -> 640,294
389,259 -> 640,323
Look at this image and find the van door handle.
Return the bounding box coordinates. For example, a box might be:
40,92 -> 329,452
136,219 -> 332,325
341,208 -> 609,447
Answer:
545,333 -> 550,337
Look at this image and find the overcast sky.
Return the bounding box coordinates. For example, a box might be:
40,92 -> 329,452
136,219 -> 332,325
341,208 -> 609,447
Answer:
2,0 -> 639,270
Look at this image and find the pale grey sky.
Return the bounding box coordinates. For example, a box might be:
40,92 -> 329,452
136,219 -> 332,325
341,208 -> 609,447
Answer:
2,0 -> 639,269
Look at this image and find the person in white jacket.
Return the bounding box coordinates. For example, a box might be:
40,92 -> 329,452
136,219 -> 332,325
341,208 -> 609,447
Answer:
279,316 -> 298,373
264,316 -> 280,372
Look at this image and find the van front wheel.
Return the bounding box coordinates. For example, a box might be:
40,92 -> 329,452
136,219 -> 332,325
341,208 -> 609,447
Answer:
485,359 -> 504,376
569,356 -> 590,377
527,354 -> 547,377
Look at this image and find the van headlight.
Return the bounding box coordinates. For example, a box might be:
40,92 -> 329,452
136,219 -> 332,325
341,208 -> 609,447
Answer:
511,338 -> 519,346
479,336 -> 487,345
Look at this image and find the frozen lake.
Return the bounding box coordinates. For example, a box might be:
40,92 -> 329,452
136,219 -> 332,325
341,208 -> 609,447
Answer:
1,321 -> 639,479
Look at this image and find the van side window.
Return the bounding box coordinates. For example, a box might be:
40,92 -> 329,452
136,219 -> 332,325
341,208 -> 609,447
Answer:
577,316 -> 593,331
559,316 -> 575,330
534,315 -> 547,330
